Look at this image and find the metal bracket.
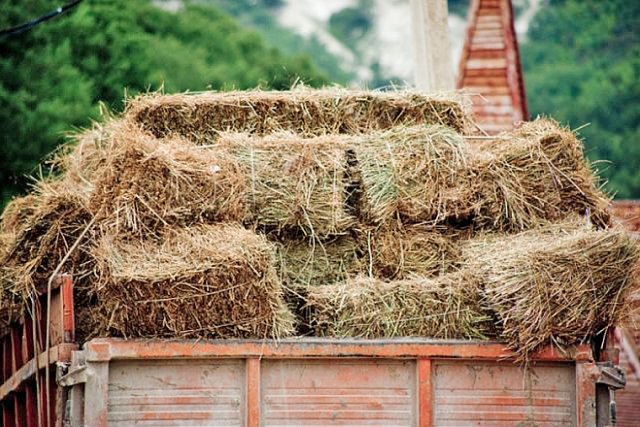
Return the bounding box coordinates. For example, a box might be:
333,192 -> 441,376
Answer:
596,361 -> 625,426
596,362 -> 625,390
57,365 -> 88,387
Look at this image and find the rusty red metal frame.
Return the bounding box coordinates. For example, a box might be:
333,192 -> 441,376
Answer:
0,274 -> 77,427
82,337 -> 593,362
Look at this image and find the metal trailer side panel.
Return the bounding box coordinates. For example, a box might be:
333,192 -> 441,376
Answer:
261,359 -> 417,426
433,361 -> 576,426
106,359 -> 244,426
71,339 -> 597,427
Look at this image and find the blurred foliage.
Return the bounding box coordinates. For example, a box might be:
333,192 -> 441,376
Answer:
0,0 -> 327,205
448,0 -> 469,17
328,2 -> 373,48
210,0 -> 354,84
521,0 -> 640,198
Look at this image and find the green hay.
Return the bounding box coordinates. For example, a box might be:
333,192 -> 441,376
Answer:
307,272 -> 494,340
219,133 -> 356,238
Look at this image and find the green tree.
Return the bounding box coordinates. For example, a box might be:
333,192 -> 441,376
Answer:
0,1 -> 327,205
209,0 -> 354,83
521,0 -> 640,198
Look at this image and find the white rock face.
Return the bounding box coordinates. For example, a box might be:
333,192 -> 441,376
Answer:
276,0 -> 542,86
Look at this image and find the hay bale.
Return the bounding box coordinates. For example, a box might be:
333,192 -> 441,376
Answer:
89,124 -> 249,236
356,120 -> 609,231
274,234 -> 364,335
364,224 -> 461,280
307,272 -> 494,339
355,125 -> 475,224
275,235 -> 363,291
85,224 -> 294,340
51,120 -> 124,196
0,297 -> 21,337
465,226 -> 640,359
125,88 -> 469,142
469,119 -> 611,230
1,181 -> 94,298
0,233 -> 13,259
1,194 -> 38,235
219,133 -> 356,238
0,233 -> 20,336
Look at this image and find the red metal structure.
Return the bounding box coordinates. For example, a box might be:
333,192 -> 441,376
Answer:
457,0 -> 528,134
0,275 -> 76,427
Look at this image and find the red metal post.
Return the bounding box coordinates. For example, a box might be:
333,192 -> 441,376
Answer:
13,393 -> 25,427
246,358 -> 261,427
24,384 -> 37,427
576,361 -> 599,426
10,329 -> 21,375
60,275 -> 75,344
418,358 -> 433,427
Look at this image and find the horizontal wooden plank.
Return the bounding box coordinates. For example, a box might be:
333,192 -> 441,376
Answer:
471,42 -> 506,50
468,49 -> 506,60
463,67 -> 507,78
466,58 -> 507,69
473,105 -> 516,115
461,76 -> 509,87
472,29 -> 503,38
463,85 -> 511,95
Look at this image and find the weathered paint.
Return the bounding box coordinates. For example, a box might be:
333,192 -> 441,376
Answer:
434,362 -> 576,425
106,359 -> 244,426
82,338 -> 592,363
418,358 -> 433,427
261,359 -> 416,425
57,338 -> 600,427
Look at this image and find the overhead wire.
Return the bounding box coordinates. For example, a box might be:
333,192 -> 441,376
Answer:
0,0 -> 84,38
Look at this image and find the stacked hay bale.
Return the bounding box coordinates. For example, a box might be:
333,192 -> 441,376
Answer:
0,88 -> 469,341
0,88 -> 637,361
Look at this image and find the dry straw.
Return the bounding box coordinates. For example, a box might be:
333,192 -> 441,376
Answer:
307,272 -> 494,339
1,194 -> 38,235
82,224 -> 294,340
355,125 -> 473,224
469,119 -> 611,230
89,123 -> 249,236
356,120 -> 610,232
363,223 -> 461,280
0,233 -> 20,336
464,224 -> 640,360
124,88 -> 469,142
1,179 -> 94,299
0,89 -> 631,351
218,133 -> 356,238
275,235 -> 363,291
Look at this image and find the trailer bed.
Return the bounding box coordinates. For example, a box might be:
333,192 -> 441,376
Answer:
58,338 -> 598,426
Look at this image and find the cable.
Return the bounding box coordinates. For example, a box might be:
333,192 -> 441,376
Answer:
0,0 -> 83,38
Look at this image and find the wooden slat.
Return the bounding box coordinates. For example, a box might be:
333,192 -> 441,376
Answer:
464,67 -> 507,77
462,76 -> 509,87
464,86 -> 511,96
472,42 -> 506,50
468,49 -> 506,59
